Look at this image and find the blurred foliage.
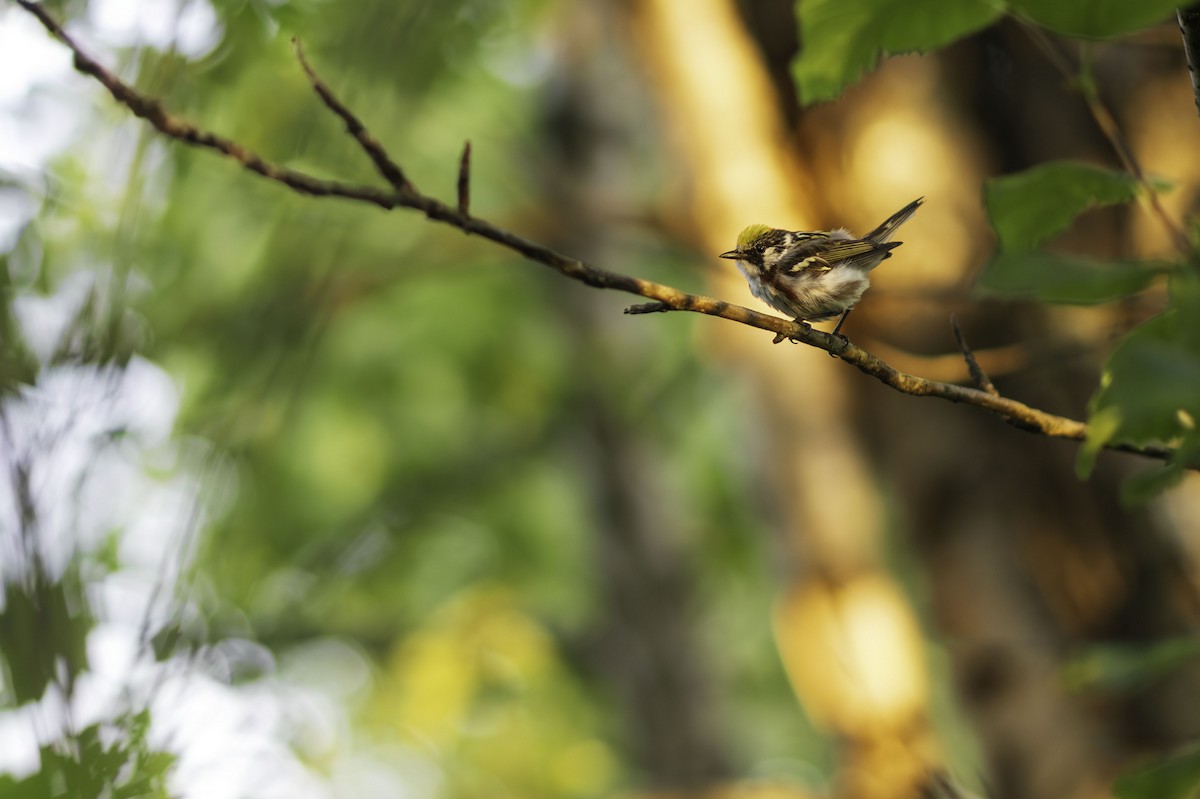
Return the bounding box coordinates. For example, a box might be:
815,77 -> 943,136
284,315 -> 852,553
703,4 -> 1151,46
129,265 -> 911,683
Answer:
1064,637 -> 1200,694
983,161 -> 1144,253
1113,745 -> 1200,799
0,711 -> 175,799
979,252 -> 1166,304
792,0 -> 1181,104
0,568 -> 92,704
4,0 -> 816,796
5,0 -> 1200,796
1079,279 -> 1200,500
1004,0 -> 1183,39
368,586 -> 619,797
0,249 -> 38,393
791,0 -> 1000,104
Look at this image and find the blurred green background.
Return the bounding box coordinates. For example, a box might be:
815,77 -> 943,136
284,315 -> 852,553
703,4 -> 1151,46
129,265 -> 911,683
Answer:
4,1 -> 1200,798
1,1 -> 827,796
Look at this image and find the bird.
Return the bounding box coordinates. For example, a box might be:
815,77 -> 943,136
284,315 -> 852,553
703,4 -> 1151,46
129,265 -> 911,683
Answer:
719,198 -> 923,340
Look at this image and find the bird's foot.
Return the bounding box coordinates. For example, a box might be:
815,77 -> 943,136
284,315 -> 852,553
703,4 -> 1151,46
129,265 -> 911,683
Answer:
774,320 -> 812,344
827,332 -> 848,357
828,309 -> 852,356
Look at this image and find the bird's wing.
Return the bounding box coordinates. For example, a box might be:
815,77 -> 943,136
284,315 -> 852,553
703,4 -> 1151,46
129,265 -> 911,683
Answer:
780,237 -> 899,274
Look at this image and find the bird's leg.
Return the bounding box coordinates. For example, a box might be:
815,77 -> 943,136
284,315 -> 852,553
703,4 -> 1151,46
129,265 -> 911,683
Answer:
825,309 -> 853,358
830,308 -> 852,337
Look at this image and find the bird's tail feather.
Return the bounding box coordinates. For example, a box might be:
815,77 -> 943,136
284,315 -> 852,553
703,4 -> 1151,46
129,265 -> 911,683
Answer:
866,197 -> 924,243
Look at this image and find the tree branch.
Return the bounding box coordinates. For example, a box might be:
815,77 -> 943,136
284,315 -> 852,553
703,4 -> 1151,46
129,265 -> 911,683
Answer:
17,1 -> 1183,467
291,38 -> 414,192
951,315 -> 999,398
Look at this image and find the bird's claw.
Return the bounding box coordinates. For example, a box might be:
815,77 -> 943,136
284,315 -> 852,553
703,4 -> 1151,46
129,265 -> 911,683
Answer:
827,332 -> 848,357
773,320 -> 813,345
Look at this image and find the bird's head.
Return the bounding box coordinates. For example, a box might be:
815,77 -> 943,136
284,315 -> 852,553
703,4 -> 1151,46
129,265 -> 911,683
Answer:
719,224 -> 781,271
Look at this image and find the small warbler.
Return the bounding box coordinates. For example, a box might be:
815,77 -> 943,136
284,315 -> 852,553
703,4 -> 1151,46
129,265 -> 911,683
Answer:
719,198 -> 923,338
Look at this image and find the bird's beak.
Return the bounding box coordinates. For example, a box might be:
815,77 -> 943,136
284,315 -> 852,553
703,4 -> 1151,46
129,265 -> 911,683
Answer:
718,250 -> 741,260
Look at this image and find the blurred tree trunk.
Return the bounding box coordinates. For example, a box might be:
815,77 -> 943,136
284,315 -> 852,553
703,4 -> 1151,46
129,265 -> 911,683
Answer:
626,1 -> 941,797
533,5 -> 734,789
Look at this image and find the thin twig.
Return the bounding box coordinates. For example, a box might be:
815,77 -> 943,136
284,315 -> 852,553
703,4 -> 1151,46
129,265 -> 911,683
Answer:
292,38 -> 413,192
17,1 -> 1184,468
17,2 -> 381,203
1178,8 -> 1200,120
1022,24 -> 1191,253
950,315 -> 999,397
1083,87 -> 1190,252
457,140 -> 472,217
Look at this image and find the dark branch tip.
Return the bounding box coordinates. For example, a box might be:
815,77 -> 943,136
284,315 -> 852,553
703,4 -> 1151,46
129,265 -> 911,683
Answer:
625,301 -> 671,315
457,140 -> 472,217
950,315 -> 999,397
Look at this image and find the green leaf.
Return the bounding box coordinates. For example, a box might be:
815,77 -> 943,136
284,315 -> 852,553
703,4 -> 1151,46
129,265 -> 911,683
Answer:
0,571 -> 92,704
1119,462 -> 1187,506
792,0 -> 1001,104
0,769 -> 57,799
1006,0 -> 1180,39
1119,425 -> 1200,505
985,161 -> 1141,252
979,252 -> 1164,304
0,255 -> 39,396
1080,302 -> 1200,488
1076,405 -> 1119,477
1092,316 -> 1200,440
1113,745 -> 1200,799
1064,637 -> 1200,693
